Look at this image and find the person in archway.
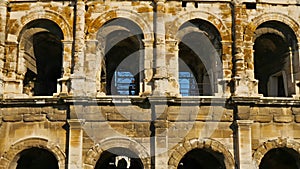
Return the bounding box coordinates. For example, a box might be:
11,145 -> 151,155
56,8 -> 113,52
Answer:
117,158 -> 128,169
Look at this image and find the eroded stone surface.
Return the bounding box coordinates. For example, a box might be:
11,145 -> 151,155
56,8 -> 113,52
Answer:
1,0 -> 300,169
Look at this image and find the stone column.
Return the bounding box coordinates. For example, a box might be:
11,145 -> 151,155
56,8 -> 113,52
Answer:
56,40 -> 73,96
217,41 -> 232,97
232,3 -> 259,97
236,120 -> 253,169
4,42 -> 23,95
233,3 -> 245,78
153,0 -> 168,96
70,0 -> 86,96
154,119 -> 169,169
68,119 -> 85,169
0,0 -> 7,97
292,42 -> 300,98
143,39 -> 154,96
165,39 -> 179,96
62,40 -> 73,78
149,97 -> 169,169
85,40 -> 98,96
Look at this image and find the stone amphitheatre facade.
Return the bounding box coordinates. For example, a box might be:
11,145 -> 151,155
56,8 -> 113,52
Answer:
1,0 -> 300,168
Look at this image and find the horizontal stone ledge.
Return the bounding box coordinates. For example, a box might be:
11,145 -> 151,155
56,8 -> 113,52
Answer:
250,115 -> 272,123
46,114 -> 66,121
2,115 -> 22,122
273,115 -> 294,123
23,114 -> 45,122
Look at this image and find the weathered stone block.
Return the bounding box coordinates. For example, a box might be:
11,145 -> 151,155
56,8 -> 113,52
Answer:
257,107 -> 270,116
107,112 -> 128,121
23,114 -> 45,122
274,115 -> 293,123
237,105 -> 250,120
292,107 -> 300,115
251,115 -> 272,123
295,115 -> 300,123
46,114 -> 66,121
3,115 -> 22,122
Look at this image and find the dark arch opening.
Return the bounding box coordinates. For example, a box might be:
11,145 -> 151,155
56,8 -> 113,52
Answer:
21,19 -> 63,96
178,148 -> 226,169
98,18 -> 144,96
254,21 -> 298,97
16,147 -> 59,169
259,148 -> 300,169
95,147 -> 143,169
178,19 -> 222,96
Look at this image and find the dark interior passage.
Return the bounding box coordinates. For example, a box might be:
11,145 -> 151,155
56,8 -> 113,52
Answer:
95,147 -> 143,169
32,32 -> 63,95
105,32 -> 141,95
254,21 -> 298,97
178,148 -> 226,169
99,18 -> 144,96
22,19 -> 63,96
254,33 -> 288,96
16,147 -> 59,169
178,19 -> 222,96
259,148 -> 300,169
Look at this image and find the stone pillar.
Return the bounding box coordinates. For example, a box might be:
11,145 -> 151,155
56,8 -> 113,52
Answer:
153,0 -> 168,96
85,40 -> 98,96
236,120 -> 253,169
68,119 -> 85,169
233,3 -> 245,78
3,42 -> 23,96
149,97 -> 169,169
232,3 -> 259,97
56,40 -> 73,96
143,39 -> 154,96
62,40 -> 73,78
70,0 -> 86,96
165,39 -> 179,96
154,119 -> 169,169
292,42 -> 300,98
0,0 -> 7,97
217,41 -> 232,97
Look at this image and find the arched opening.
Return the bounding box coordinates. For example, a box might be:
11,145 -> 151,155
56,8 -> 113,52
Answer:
15,147 -> 59,169
254,21 -> 299,97
178,148 -> 226,169
20,19 -> 63,96
98,18 -> 144,96
259,148 -> 300,169
178,19 -> 222,96
95,147 -> 143,169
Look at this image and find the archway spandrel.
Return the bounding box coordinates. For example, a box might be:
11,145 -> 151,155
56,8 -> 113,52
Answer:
10,10 -> 72,41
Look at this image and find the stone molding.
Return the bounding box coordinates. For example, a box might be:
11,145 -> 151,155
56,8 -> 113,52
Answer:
84,137 -> 150,169
168,138 -> 235,169
0,137 -> 66,169
252,138 -> 300,168
8,10 -> 72,41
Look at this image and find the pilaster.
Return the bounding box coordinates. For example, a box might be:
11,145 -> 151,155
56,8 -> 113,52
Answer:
0,0 -> 7,97
236,120 -> 254,169
71,0 -> 86,96
68,119 -> 85,169
84,39 -> 98,96
148,97 -> 169,169
153,0 -> 167,96
154,119 -> 169,169
232,3 -> 259,97
56,40 -> 73,96
3,42 -> 23,96
143,39 -> 154,96
165,39 -> 180,96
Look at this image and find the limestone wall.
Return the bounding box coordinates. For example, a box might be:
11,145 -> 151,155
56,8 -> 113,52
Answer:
0,0 -> 300,169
